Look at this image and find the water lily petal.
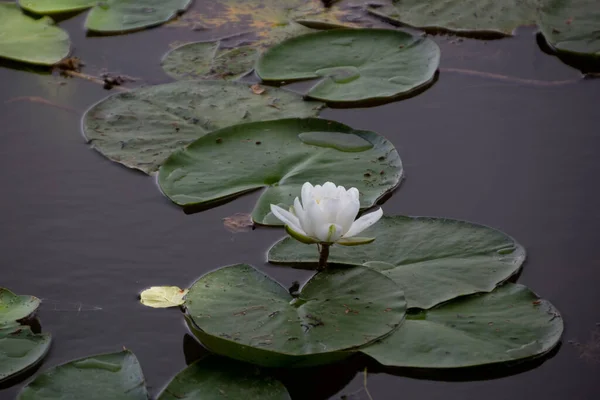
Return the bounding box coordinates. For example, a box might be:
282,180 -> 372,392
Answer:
294,196 -> 314,237
335,194 -> 360,233
322,182 -> 337,197
285,225 -> 318,244
344,208 -> 383,238
306,197 -> 327,233
270,204 -> 303,233
336,237 -> 376,246
301,182 -> 314,208
322,196 -> 342,225
347,187 -> 359,201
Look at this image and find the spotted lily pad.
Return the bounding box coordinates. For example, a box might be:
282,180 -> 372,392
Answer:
0,288 -> 50,383
184,264 -> 406,367
161,21 -> 313,81
158,118 -> 402,224
361,283 -> 563,368
0,288 -> 41,327
0,3 -> 70,66
82,81 -> 323,174
268,216 -> 525,309
538,0 -> 600,57
19,0 -> 192,33
369,0 -> 540,37
158,356 -> 291,399
18,350 -> 149,400
255,29 -> 440,104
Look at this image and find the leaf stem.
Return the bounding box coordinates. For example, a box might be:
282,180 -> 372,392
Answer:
318,243 -> 330,270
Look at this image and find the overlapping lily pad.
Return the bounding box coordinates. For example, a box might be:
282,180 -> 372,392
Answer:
184,264 -> 406,367
161,22 -> 313,81
158,118 -> 402,224
0,288 -> 41,326
255,29 -> 440,104
158,356 -> 291,399
368,0 -> 539,37
19,0 -> 192,33
0,288 -> 50,383
18,350 -> 149,400
538,0 -> 600,58
0,3 -> 70,66
361,283 -> 563,368
82,81 -> 323,174
0,327 -> 51,383
269,216 -> 525,309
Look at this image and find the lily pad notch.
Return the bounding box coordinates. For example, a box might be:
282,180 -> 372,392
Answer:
255,28 -> 441,105
157,117 -> 403,224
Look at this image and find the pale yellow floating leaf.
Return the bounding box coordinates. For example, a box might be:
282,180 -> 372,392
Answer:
140,286 -> 188,308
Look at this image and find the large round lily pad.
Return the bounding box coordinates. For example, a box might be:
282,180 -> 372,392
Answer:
83,81 -> 323,174
361,283 -> 563,368
158,118 -> 403,224
184,264 -> 406,367
158,356 -> 291,400
0,3 -> 70,66
538,0 -> 600,57
0,288 -> 41,326
368,0 -> 539,37
0,326 -> 51,383
255,29 -> 440,104
268,216 -> 525,309
19,0 -> 192,33
18,350 -> 149,400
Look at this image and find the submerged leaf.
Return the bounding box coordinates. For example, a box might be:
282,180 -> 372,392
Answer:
158,356 -> 291,399
18,350 -> 148,399
140,286 -> 188,308
0,326 -> 51,383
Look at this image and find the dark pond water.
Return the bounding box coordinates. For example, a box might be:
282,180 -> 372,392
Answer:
1,1 -> 600,399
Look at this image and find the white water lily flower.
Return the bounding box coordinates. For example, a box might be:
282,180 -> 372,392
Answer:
270,182 -> 383,246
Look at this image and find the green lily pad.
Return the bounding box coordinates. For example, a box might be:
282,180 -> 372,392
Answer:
184,264 -> 406,367
158,356 -> 291,400
18,0 -> 96,14
255,29 -> 440,104
82,81 -> 323,174
361,283 -> 563,368
162,41 -> 259,81
268,216 -> 525,309
0,326 -> 51,383
18,350 -> 149,400
0,288 -> 41,327
19,0 -> 192,33
368,0 -> 539,37
161,21 -> 314,81
538,0 -> 600,57
0,3 -> 70,66
158,118 -> 402,224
